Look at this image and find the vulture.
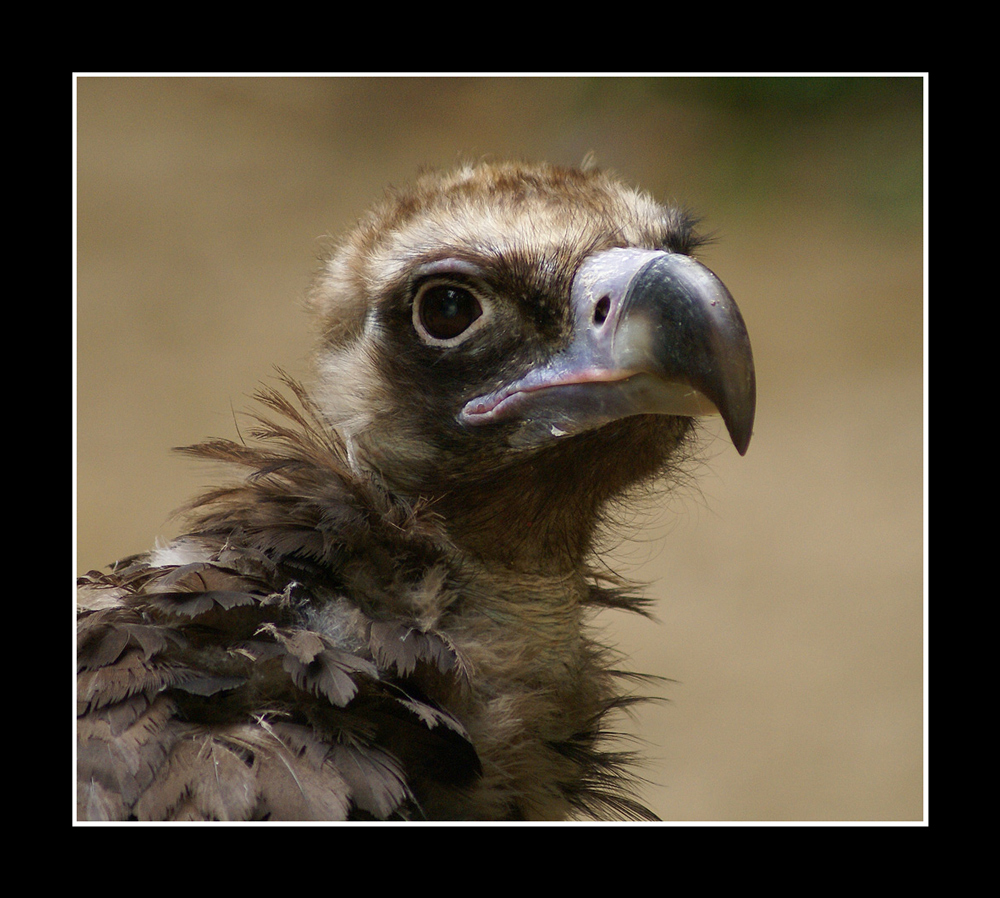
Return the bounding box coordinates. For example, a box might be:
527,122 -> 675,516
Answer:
77,160 -> 755,822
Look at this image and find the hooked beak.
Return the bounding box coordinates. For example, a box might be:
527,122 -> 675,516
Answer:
459,248 -> 756,455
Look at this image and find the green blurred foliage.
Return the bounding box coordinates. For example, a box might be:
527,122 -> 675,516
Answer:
645,76 -> 924,229
662,76 -> 921,119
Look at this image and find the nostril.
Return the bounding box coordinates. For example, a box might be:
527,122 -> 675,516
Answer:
593,295 -> 611,326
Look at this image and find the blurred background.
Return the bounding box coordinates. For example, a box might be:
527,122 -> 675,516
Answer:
75,76 -> 925,822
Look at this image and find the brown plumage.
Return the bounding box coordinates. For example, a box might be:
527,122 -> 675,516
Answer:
77,160 -> 755,821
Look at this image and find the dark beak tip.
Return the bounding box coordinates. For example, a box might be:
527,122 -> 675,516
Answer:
732,427 -> 753,456
715,349 -> 756,456
726,372 -> 756,456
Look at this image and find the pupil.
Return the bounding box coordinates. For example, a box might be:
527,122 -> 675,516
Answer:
440,292 -> 461,320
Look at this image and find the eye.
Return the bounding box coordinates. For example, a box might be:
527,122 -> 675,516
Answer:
413,281 -> 485,345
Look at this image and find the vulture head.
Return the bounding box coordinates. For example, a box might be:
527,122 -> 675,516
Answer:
78,160 -> 755,822
309,161 -> 754,569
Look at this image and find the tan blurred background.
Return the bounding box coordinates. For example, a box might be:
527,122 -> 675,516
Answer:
75,76 -> 924,822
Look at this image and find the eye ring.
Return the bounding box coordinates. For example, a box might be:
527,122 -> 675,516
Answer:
412,279 -> 490,346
